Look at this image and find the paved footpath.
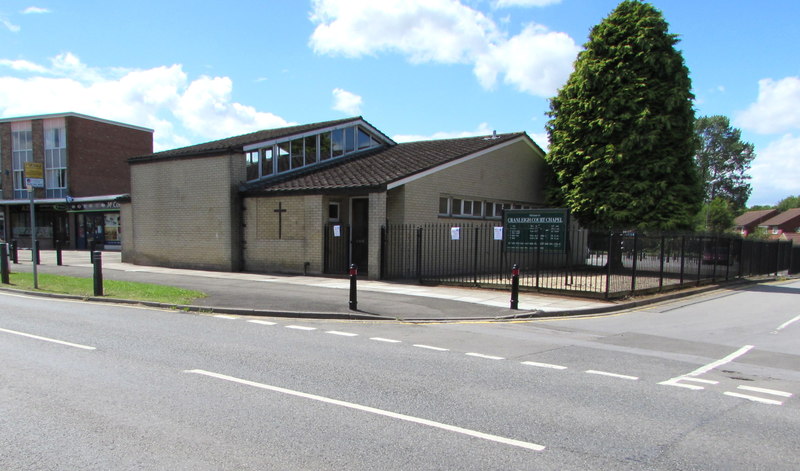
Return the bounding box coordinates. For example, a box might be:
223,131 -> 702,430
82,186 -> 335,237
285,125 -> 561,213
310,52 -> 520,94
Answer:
6,249 -> 619,321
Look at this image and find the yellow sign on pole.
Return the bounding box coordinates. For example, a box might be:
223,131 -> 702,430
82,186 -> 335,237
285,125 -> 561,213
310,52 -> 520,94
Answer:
24,162 -> 43,179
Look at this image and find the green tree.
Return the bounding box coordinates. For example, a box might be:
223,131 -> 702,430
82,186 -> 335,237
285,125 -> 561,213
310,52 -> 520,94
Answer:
695,197 -> 735,234
694,115 -> 755,211
546,0 -> 701,231
776,195 -> 800,212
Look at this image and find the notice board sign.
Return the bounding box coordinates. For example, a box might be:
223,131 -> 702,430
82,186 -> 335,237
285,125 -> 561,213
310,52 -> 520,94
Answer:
503,208 -> 568,251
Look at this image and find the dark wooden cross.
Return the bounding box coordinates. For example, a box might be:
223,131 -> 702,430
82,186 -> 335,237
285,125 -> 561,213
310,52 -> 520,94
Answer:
274,202 -> 287,239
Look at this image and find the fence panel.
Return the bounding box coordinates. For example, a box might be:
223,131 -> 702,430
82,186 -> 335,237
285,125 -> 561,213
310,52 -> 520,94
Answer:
380,224 -> 794,299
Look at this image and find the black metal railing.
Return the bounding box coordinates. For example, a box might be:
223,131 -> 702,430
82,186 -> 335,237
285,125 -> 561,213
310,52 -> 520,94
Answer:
380,223 -> 795,299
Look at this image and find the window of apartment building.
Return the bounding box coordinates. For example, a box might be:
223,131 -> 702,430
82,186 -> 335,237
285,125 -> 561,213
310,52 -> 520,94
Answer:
44,119 -> 68,198
11,122 -> 33,199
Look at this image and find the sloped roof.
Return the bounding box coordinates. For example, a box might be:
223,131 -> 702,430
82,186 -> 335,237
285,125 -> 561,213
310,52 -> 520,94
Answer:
760,208 -> 800,226
242,132 -> 536,195
733,209 -> 779,227
129,116 -> 388,163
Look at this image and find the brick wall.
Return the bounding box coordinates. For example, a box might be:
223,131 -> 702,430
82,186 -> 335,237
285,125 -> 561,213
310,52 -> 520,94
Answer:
389,139 -> 546,225
125,153 -> 242,271
242,194 -> 327,274
67,116 -> 153,197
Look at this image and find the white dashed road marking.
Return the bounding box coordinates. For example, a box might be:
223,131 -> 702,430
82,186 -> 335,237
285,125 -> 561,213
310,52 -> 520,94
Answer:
413,344 -> 449,352
248,320 -> 277,326
521,361 -> 567,370
723,392 -> 783,406
286,325 -> 317,331
736,385 -> 792,398
585,370 -> 639,381
326,331 -> 358,337
370,337 -> 401,343
466,353 -> 505,360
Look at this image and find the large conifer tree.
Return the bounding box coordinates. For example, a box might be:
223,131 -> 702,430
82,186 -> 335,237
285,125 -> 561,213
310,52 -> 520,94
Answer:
546,0 -> 701,230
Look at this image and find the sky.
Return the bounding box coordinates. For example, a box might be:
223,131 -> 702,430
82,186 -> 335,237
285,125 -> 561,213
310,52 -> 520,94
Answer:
1,0 -> 798,206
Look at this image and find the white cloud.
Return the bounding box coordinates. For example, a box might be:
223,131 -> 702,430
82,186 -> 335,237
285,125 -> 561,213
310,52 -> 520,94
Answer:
1,16 -> 21,32
21,6 -> 51,14
474,23 -> 579,95
736,76 -> 800,135
748,133 -> 800,205
0,53 -> 290,150
393,122 -> 493,142
494,0 -> 562,7
310,0 -> 499,64
309,0 -> 579,97
331,88 -> 363,115
0,58 -> 49,73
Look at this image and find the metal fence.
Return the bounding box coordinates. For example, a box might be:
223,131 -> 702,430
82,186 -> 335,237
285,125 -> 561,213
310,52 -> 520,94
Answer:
380,223 -> 796,299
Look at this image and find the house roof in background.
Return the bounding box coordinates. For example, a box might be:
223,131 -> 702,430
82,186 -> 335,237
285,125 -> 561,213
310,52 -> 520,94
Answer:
760,208 -> 800,226
733,209 -> 779,227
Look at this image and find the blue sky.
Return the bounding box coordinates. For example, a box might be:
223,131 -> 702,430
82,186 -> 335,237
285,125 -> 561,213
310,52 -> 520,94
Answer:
1,0 -> 798,206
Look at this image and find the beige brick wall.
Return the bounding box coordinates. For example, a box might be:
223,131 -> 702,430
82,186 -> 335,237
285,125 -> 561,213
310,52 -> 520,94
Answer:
389,139 -> 546,226
242,194 -> 327,274
124,153 -> 243,271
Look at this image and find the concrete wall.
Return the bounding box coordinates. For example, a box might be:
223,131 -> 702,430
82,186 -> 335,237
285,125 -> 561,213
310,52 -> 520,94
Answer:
124,152 -> 244,271
388,139 -> 546,226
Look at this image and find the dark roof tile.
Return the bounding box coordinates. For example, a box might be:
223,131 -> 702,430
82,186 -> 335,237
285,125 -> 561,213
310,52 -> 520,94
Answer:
244,132 -> 535,194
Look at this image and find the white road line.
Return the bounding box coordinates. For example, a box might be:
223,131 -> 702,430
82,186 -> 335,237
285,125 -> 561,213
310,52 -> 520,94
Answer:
413,344 -> 449,352
466,353 -> 505,360
684,345 -> 755,378
585,370 -> 639,380
247,320 -> 277,326
370,337 -> 401,343
658,378 -> 704,390
286,325 -> 316,331
774,314 -> 800,333
521,361 -> 567,370
723,392 -> 783,406
0,327 -> 96,351
737,385 -> 793,398
326,331 -> 358,337
184,369 -> 545,451
682,377 -> 719,385
213,315 -> 238,320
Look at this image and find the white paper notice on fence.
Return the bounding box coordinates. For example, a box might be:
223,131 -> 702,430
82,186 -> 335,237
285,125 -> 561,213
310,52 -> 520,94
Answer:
494,226 -> 503,240
451,226 -> 460,240
333,225 -> 341,237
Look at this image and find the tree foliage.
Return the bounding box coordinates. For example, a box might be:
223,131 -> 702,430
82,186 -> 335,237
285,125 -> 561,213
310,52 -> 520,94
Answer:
695,197 -> 735,234
776,195 -> 800,212
545,0 -> 701,230
694,115 -> 755,211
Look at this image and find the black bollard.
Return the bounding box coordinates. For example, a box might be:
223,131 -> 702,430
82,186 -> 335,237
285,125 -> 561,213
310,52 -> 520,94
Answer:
92,251 -> 103,296
11,240 -> 18,264
510,264 -> 520,310
349,264 -> 358,311
34,240 -> 41,265
1,244 -> 9,284
55,239 -> 63,266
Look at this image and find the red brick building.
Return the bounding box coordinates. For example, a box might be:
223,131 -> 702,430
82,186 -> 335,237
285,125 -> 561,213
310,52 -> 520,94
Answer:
0,112 -> 152,250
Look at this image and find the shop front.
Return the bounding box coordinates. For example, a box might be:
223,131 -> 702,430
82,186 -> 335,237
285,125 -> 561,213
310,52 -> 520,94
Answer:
69,199 -> 122,251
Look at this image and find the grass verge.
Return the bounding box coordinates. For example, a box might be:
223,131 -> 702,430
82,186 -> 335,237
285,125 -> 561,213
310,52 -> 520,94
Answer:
6,272 -> 206,305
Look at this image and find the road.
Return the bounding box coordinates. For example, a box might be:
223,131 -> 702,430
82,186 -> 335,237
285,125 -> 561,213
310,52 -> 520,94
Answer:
1,280 -> 798,470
